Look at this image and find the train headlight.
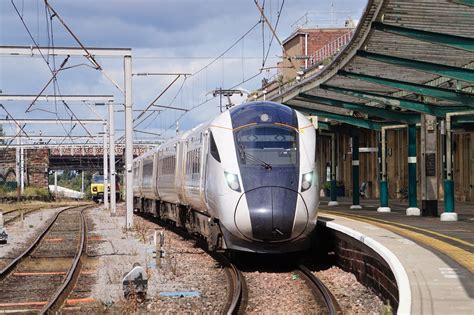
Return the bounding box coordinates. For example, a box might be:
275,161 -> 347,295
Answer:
301,171 -> 313,192
225,171 -> 241,192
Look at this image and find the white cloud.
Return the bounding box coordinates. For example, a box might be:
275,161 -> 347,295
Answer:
1,0 -> 368,141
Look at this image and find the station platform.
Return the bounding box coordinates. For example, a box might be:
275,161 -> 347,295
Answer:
318,197 -> 473,314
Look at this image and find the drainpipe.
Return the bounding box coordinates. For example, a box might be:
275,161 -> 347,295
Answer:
378,125 -> 406,212
442,110 -> 474,221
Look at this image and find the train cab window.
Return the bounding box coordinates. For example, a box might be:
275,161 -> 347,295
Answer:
209,132 -> 221,162
93,174 -> 104,182
235,125 -> 298,166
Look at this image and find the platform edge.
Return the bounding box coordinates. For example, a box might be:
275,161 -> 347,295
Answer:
325,220 -> 411,315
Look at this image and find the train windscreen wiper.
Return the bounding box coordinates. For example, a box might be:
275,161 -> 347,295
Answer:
238,145 -> 272,170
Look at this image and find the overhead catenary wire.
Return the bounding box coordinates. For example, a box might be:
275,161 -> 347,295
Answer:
158,70 -> 263,138
9,0 -> 111,146
134,75 -> 182,124
149,17 -> 267,139
10,3 -> 275,144
10,0 -> 89,138
0,104 -> 30,141
42,0 -> 124,92
254,0 -> 295,69
192,20 -> 262,77
263,0 -> 285,68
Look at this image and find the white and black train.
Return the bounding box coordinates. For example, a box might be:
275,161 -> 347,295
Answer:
133,101 -> 319,253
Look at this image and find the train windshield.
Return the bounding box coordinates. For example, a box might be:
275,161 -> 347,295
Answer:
235,125 -> 298,166
92,174 -> 104,183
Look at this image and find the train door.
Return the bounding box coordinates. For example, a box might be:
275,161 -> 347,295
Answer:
200,130 -> 210,208
153,150 -> 159,198
177,139 -> 187,204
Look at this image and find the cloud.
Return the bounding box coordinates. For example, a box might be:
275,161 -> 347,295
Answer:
1,0 -> 368,142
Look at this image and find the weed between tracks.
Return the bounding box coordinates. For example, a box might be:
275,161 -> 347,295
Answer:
132,220 -> 150,243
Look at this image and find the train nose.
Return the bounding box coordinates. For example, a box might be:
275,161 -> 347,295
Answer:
234,187 -> 308,242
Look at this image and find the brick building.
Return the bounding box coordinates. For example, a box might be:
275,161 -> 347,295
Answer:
0,148 -> 49,188
279,25 -> 354,81
0,149 -> 17,182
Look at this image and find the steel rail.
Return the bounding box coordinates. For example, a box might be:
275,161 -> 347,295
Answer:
136,211 -> 248,314
224,260 -> 247,315
40,206 -> 89,314
2,206 -> 44,224
297,264 -> 342,315
0,205 -> 85,279
209,252 -> 247,315
153,220 -> 248,315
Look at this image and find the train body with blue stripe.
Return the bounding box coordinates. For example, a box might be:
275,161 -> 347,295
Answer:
133,101 -> 319,253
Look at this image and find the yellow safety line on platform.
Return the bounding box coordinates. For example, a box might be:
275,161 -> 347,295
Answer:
321,211 -> 474,273
322,210 -> 474,248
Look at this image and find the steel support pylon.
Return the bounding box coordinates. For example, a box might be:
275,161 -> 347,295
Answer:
103,123 -> 109,209
124,55 -> 133,228
109,101 -> 116,215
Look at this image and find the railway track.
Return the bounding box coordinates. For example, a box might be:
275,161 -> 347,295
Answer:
296,264 -> 342,315
0,205 -> 90,314
1,206 -> 44,225
136,212 -> 342,314
137,212 -> 248,314
1,203 -> 89,225
211,253 -> 248,315
237,261 -> 342,314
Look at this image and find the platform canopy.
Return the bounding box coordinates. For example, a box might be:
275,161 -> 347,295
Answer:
260,0 -> 474,130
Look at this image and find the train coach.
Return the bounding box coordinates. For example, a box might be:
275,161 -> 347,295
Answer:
133,101 -> 319,253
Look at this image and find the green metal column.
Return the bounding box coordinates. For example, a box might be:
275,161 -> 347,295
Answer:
378,129 -> 391,212
441,110 -> 474,221
445,117 -> 455,213
328,133 -> 339,206
407,124 -> 420,215
442,115 -> 456,220
444,179 -> 455,212
351,135 -> 362,209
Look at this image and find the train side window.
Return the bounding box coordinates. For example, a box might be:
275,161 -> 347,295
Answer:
209,132 -> 221,162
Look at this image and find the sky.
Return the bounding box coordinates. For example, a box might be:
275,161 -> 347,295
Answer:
0,0 -> 367,143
